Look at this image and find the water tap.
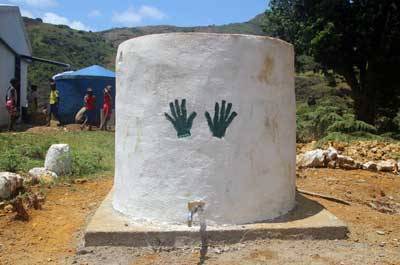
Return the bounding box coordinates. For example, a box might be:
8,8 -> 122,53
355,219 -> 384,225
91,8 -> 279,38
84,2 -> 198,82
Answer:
187,201 -> 205,227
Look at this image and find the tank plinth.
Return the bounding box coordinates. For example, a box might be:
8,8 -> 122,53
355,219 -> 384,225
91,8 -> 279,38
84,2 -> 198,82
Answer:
84,191 -> 348,247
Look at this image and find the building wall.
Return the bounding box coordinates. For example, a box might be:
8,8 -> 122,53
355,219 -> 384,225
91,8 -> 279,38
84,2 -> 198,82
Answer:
0,43 -> 15,126
0,6 -> 31,56
20,61 -> 28,108
0,5 -> 32,126
113,33 -> 296,225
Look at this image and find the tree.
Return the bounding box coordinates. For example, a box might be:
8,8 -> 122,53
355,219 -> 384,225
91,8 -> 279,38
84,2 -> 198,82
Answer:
264,0 -> 400,125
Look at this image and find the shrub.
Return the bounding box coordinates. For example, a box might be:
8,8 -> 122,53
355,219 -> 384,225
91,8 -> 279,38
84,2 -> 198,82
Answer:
0,149 -> 26,172
393,111 -> 400,130
71,151 -> 106,177
327,114 -> 377,134
297,101 -> 377,142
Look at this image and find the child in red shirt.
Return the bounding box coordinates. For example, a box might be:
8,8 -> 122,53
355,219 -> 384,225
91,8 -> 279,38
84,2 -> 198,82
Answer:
82,88 -> 96,130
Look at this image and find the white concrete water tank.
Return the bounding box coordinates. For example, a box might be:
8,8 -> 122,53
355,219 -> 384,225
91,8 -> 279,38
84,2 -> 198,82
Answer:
113,33 -> 296,225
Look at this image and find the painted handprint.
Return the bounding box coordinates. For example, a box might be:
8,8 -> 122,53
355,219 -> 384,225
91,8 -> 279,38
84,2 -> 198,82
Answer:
205,100 -> 237,138
165,99 -> 197,138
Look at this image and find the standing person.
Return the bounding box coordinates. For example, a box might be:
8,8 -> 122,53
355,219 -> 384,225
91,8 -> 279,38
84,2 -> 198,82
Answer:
28,84 -> 38,114
5,78 -> 19,131
82,88 -> 96,131
47,79 -> 61,126
100,85 -> 112,131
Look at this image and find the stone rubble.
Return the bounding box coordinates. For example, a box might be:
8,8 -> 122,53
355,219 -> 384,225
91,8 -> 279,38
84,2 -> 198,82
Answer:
326,147 -> 338,161
362,161 -> 378,171
298,140 -> 400,161
376,160 -> 397,172
297,147 -> 399,174
28,167 -> 58,184
0,172 -> 24,199
296,149 -> 328,168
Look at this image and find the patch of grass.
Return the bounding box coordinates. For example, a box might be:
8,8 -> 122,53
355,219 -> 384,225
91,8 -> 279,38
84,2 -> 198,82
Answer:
71,151 -> 106,177
315,131 -> 390,148
0,149 -> 26,172
0,131 -> 114,178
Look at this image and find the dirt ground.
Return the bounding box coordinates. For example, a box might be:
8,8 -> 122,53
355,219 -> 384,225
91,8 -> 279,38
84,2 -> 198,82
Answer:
1,121 -> 114,134
1,169 -> 400,264
0,177 -> 113,265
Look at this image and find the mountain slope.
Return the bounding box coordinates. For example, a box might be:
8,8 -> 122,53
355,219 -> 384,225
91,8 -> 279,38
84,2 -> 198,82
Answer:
24,18 -> 115,105
100,15 -> 266,48
23,14 -> 266,106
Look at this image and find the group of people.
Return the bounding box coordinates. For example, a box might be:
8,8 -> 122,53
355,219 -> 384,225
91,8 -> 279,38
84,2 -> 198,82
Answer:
48,79 -> 113,130
4,77 -> 113,131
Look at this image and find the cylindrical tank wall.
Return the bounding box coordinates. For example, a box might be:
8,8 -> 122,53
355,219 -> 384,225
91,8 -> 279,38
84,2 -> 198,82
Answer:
113,33 -> 296,225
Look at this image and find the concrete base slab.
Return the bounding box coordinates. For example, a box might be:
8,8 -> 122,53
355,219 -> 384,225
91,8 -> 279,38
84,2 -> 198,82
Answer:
84,191 -> 348,247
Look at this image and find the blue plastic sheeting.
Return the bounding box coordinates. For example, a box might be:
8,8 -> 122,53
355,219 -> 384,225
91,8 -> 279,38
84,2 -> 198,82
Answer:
54,65 -> 115,125
56,65 -> 115,79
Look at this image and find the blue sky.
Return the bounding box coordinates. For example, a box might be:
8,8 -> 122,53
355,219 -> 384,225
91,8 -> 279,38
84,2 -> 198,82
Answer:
4,0 -> 268,32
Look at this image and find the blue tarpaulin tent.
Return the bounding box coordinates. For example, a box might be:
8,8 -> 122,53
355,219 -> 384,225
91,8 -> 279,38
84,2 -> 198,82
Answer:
54,65 -> 115,125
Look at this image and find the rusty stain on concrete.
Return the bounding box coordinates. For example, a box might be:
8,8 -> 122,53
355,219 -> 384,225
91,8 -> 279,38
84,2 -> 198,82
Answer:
134,117 -> 142,153
258,55 -> 274,84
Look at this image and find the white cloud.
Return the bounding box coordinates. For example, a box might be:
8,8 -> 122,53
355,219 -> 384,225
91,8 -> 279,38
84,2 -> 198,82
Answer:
138,6 -> 166,20
88,9 -> 101,18
43,12 -> 91,31
112,8 -> 141,24
43,12 -> 68,24
69,21 -> 91,31
9,0 -> 58,8
20,8 -> 34,18
112,5 -> 166,26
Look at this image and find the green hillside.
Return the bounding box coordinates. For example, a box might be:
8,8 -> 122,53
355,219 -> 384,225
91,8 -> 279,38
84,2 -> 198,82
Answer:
24,18 -> 115,105
23,13 -> 396,141
99,15 -> 266,48
23,15 -> 266,106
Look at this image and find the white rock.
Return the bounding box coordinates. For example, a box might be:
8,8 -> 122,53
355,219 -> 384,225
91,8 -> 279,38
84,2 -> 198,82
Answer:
327,160 -> 337,169
354,161 -> 363,169
326,147 -> 338,161
337,155 -> 354,165
113,33 -> 296,225
0,172 -> 24,199
28,167 -> 58,183
296,154 -> 304,165
362,161 -> 377,171
376,160 -> 396,172
44,144 -> 72,176
397,161 -> 400,174
337,155 -> 356,170
297,149 -> 328,168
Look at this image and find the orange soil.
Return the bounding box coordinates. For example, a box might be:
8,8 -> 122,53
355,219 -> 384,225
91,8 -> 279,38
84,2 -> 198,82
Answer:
0,177 -> 113,265
297,168 -> 400,246
0,169 -> 400,264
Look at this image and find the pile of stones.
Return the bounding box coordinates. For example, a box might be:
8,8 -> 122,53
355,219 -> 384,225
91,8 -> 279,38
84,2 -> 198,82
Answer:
297,147 -> 399,173
0,144 -> 71,200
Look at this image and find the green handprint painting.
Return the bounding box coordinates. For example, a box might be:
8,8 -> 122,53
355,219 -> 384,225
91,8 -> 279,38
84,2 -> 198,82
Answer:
205,100 -> 238,138
165,99 -> 197,138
